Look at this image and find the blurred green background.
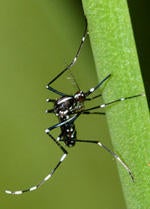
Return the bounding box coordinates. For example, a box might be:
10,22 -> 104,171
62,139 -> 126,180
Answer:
0,1 -> 148,209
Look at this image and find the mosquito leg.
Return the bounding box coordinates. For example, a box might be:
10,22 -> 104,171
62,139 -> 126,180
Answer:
45,109 -> 55,114
47,22 -> 88,86
85,93 -> 102,101
46,22 -> 88,96
82,111 -> 105,115
84,93 -> 145,112
46,98 -> 56,103
85,74 -> 111,97
45,113 -> 81,134
76,139 -> 134,181
5,134 -> 68,195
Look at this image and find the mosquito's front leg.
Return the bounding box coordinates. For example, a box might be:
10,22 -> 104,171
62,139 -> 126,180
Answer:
46,22 -> 88,97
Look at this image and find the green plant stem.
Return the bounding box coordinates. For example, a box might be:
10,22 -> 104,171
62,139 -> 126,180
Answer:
82,0 -> 150,208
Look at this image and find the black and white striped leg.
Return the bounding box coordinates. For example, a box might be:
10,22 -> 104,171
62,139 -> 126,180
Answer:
45,109 -> 54,114
45,113 -> 81,134
84,93 -> 145,112
75,139 -> 134,181
5,134 -> 68,195
46,22 -> 88,97
46,98 -> 56,103
85,74 -> 111,97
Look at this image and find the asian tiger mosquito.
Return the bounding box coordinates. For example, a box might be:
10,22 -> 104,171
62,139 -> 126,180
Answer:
5,21 -> 144,195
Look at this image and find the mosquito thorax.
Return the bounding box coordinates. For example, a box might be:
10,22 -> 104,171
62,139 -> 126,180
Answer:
54,96 -> 76,117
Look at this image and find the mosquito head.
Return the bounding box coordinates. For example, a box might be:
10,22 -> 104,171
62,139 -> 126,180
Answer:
74,91 -> 85,102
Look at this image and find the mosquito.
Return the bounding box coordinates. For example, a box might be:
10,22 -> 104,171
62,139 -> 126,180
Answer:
5,21 -> 144,195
